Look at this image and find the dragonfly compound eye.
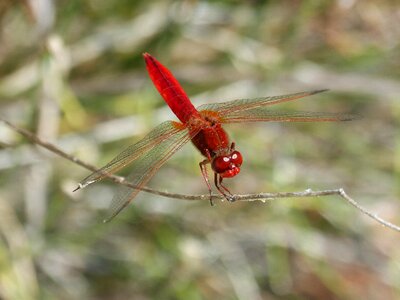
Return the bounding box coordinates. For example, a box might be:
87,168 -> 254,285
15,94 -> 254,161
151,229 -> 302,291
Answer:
212,156 -> 231,173
230,151 -> 243,166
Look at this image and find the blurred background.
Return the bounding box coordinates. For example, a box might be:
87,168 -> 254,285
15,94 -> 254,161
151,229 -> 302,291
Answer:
0,0 -> 399,299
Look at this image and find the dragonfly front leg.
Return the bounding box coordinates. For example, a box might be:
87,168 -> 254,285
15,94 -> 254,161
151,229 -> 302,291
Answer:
214,173 -> 234,202
199,159 -> 214,206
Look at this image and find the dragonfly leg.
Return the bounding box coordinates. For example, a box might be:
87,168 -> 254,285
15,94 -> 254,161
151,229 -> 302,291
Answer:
230,142 -> 236,151
199,159 -> 214,206
214,173 -> 234,202
219,175 -> 235,201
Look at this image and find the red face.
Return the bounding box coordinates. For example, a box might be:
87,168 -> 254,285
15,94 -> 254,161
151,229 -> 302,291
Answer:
211,150 -> 243,178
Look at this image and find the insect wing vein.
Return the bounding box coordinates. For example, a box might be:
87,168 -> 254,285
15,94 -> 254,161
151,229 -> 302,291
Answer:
78,121 -> 183,188
103,126 -> 198,222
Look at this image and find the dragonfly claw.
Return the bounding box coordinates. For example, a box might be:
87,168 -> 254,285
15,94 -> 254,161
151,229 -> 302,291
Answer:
209,191 -> 214,206
227,195 -> 236,202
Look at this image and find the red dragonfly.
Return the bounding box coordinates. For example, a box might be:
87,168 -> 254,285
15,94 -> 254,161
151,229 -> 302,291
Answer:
74,53 -> 355,221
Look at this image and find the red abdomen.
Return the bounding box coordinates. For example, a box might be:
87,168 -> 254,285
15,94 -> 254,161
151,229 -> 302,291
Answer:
143,53 -> 200,124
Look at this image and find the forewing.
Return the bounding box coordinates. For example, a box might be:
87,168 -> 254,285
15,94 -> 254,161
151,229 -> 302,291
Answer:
197,90 -> 327,116
220,108 -> 357,123
103,126 -> 199,222
78,121 -> 183,189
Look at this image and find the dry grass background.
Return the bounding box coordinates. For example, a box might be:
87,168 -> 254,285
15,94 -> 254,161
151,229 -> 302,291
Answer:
0,0 -> 399,299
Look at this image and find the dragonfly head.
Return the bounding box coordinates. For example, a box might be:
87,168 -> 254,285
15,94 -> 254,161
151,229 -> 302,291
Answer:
212,150 -> 243,178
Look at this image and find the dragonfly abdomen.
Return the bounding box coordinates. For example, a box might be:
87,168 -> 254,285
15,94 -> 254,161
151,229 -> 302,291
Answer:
143,53 -> 199,123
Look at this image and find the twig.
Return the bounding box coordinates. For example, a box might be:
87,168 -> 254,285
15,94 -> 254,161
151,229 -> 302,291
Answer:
1,118 -> 399,232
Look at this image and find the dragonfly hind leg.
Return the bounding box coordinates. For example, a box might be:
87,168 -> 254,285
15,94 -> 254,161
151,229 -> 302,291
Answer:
214,173 -> 235,202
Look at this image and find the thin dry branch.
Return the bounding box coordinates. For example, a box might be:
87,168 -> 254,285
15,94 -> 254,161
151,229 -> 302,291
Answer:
1,118 -> 399,232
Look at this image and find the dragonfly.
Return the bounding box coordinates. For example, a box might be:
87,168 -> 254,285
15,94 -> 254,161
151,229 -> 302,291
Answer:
74,53 -> 355,222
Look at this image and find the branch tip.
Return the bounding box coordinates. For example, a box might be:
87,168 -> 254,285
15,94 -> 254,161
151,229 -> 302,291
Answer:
310,89 -> 329,95
72,184 -> 82,192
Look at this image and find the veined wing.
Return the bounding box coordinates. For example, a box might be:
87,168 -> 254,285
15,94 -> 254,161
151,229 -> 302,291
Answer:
103,126 -> 199,222
197,90 -> 328,115
218,108 -> 357,123
77,121 -> 185,189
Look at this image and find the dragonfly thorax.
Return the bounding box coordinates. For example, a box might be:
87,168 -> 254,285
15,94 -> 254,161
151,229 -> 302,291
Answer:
211,150 -> 243,178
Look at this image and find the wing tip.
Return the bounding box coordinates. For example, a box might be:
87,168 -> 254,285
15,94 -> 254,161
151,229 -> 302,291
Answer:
102,207 -> 125,223
308,90 -> 361,122
102,209 -> 118,223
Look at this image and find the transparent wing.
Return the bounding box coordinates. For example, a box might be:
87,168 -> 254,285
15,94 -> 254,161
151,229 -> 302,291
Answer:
219,108 -> 357,123
197,90 -> 328,116
77,121 -> 184,189
103,126 -> 199,222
